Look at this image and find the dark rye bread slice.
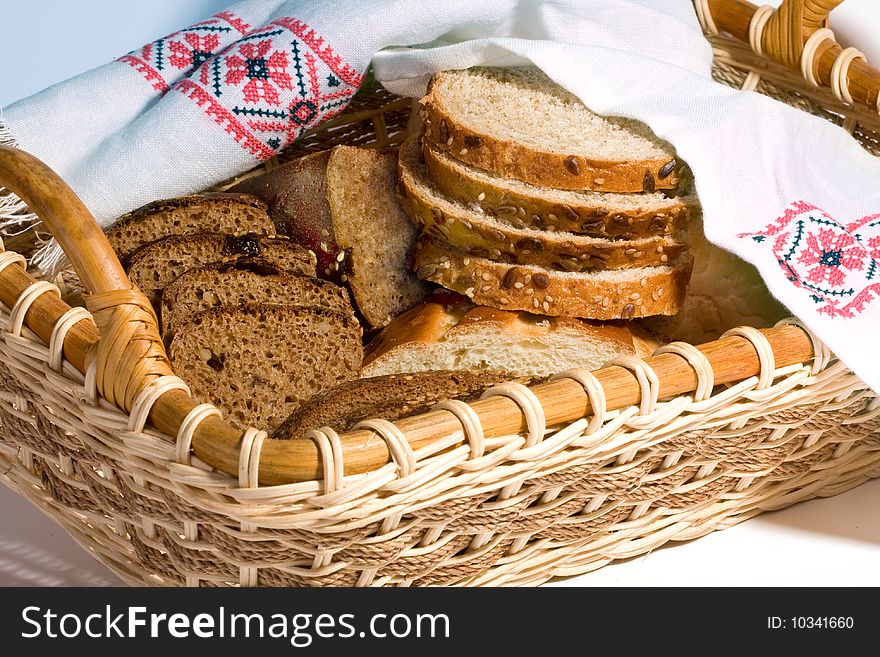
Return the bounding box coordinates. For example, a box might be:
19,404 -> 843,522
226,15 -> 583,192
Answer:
160,257 -> 354,339
169,303 -> 362,432
422,143 -> 697,238
126,233 -> 317,307
273,370 -> 537,440
230,146 -> 428,329
398,135 -> 688,272
421,66 -> 682,193
414,236 -> 692,320
106,192 -> 275,265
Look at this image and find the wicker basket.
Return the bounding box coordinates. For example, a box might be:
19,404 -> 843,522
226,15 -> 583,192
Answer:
0,0 -> 878,587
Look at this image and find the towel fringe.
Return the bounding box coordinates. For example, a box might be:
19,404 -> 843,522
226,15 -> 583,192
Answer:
0,117 -> 68,277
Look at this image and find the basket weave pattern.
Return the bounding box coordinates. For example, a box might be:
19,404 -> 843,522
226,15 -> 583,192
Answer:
0,0 -> 879,586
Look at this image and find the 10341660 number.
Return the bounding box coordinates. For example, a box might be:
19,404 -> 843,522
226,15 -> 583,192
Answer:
768,617 -> 854,629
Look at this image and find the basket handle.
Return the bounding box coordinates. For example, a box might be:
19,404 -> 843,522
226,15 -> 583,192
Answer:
702,0 -> 880,109
0,144 -> 819,485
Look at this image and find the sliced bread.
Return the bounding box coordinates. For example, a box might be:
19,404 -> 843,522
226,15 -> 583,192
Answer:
413,236 -> 692,320
106,192 -> 275,265
420,66 -> 681,193
398,135 -> 688,272
230,146 -> 428,328
325,145 -> 429,328
169,303 -> 363,432
126,233 -> 317,307
273,369 -> 536,440
160,257 -> 354,339
362,291 -> 660,378
422,143 -> 696,238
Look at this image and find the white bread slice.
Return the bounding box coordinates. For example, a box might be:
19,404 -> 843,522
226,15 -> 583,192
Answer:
414,236 -> 692,320
422,143 -> 696,238
398,135 -> 689,272
362,291 -> 660,378
421,66 -> 681,193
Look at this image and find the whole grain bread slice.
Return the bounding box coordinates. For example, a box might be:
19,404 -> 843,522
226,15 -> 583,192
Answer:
169,303 -> 362,432
126,233 -> 317,307
229,146 -> 429,328
422,143 -> 697,238
106,192 -> 275,265
324,145 -> 429,328
273,369 -> 537,440
421,66 -> 682,193
362,290 -> 660,377
160,257 -> 354,339
414,236 -> 692,320
398,135 -> 688,272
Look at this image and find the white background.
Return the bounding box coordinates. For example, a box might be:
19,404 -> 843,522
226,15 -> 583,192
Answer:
0,1 -> 878,587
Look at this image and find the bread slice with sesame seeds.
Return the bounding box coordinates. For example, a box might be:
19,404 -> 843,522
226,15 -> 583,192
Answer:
420,66 -> 682,193
398,135 -> 689,272
413,235 -> 692,320
422,142 -> 697,239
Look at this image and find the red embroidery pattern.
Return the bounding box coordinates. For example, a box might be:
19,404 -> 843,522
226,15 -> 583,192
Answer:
119,10 -> 250,92
173,18 -> 361,159
118,12 -> 362,161
739,201 -> 880,318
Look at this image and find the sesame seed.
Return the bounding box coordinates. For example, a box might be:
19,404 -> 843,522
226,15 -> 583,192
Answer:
460,148 -> 469,155
320,242 -> 329,252
340,274 -> 348,282
446,137 -> 454,146
593,178 -> 606,185
601,297 -> 611,308
482,285 -> 492,292
660,255 -> 669,263
533,298 -> 540,308
629,293 -> 641,300
514,282 -> 524,289
542,301 -> 550,312
640,277 -> 647,287
546,295 -> 553,303
321,229 -> 330,237
463,257 -> 471,266
336,251 -> 345,262
465,287 -> 475,297
523,274 -> 532,284
525,288 -> 534,295
499,297 -> 509,304
656,245 -> 664,253
477,192 -> 486,201
481,272 -> 492,281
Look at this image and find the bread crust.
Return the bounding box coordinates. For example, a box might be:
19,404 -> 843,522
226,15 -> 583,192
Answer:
413,236 -> 691,320
420,83 -> 680,193
422,144 -> 695,238
362,291 -> 660,376
398,136 -> 688,272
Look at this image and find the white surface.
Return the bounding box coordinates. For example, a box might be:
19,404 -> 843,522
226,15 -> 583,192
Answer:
0,1 -> 878,588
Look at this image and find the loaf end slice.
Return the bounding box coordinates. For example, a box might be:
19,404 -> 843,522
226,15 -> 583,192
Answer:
169,303 -> 362,432
362,291 -> 661,377
273,369 -> 536,440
